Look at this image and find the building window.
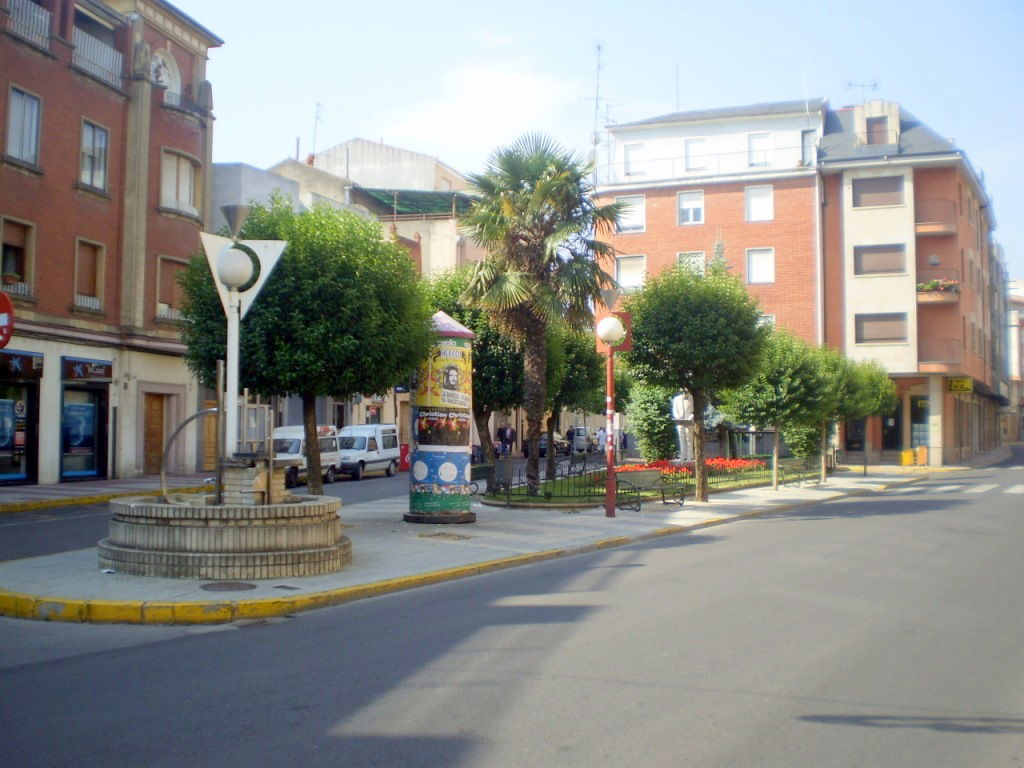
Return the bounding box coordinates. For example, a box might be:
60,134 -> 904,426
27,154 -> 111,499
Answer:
757,314 -> 776,327
800,130 -> 816,166
74,240 -> 102,310
866,116 -> 889,145
747,132 -> 770,167
853,244 -> 906,275
1,218 -> 32,292
157,257 -> 188,320
746,248 -> 775,284
80,121 -> 108,191
852,176 -> 904,207
684,137 -> 708,171
623,143 -> 644,177
745,185 -> 773,222
677,251 -> 705,275
160,151 -> 199,217
615,195 -> 645,233
616,254 -> 646,291
6,87 -> 41,166
677,190 -> 704,225
855,313 -> 907,344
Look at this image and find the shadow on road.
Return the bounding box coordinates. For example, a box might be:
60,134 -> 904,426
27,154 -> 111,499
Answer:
801,713 -> 1024,734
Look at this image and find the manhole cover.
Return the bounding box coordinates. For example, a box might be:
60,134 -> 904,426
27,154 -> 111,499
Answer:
419,532 -> 473,541
200,581 -> 258,592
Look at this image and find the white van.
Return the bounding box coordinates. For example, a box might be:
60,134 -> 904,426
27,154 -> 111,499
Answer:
272,425 -> 342,488
338,424 -> 401,480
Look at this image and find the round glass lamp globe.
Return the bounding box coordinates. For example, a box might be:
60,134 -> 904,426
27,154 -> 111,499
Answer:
216,245 -> 253,289
596,315 -> 626,344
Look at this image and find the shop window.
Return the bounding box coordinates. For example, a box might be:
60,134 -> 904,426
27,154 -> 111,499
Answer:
74,240 -> 103,310
6,86 -> 41,166
1,218 -> 33,294
80,121 -> 108,191
157,257 -> 187,320
160,151 -> 200,217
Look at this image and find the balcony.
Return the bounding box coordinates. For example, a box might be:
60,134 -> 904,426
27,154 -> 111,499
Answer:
595,143 -> 813,186
918,338 -> 962,373
72,27 -> 123,88
916,267 -> 960,304
915,199 -> 957,236
6,0 -> 50,48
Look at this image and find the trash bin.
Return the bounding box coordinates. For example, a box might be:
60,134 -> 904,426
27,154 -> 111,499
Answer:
900,449 -> 914,467
399,443 -> 410,472
916,445 -> 928,466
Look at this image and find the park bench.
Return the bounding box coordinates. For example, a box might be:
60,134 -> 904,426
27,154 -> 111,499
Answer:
615,468 -> 687,512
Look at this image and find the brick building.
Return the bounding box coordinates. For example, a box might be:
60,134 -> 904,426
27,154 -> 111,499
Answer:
596,98 -> 1008,466
1,0 -> 220,485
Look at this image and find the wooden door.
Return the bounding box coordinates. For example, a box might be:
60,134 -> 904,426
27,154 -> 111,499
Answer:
143,393 -> 165,474
201,398 -> 217,471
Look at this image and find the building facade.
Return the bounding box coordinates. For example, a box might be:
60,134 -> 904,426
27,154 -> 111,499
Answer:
1,0 -> 220,485
596,98 -> 1008,466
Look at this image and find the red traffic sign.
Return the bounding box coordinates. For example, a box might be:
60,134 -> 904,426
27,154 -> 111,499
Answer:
0,292 -> 13,349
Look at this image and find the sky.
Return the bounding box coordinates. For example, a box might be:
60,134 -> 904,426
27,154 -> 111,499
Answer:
173,0 -> 1024,278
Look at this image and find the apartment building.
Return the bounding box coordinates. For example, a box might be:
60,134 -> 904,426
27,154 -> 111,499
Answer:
1006,278 -> 1024,442
1,0 -> 220,485
596,98 -> 1007,466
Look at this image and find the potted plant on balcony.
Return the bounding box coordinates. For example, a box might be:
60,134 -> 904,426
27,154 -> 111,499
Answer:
1,272 -> 20,285
916,278 -> 959,294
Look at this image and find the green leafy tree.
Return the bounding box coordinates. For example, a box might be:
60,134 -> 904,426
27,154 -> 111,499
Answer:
625,263 -> 767,501
181,194 -> 434,494
544,327 -> 604,475
835,357 -> 898,465
461,134 -> 618,494
626,383 -> 678,462
425,268 -> 524,464
720,330 -> 831,489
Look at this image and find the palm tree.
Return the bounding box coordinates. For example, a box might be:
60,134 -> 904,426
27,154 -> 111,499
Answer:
461,134 -> 619,493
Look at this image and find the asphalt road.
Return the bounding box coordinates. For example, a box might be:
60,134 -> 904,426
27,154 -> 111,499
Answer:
3,456 -> 1023,767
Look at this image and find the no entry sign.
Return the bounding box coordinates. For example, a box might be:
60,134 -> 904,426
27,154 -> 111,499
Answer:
0,292 -> 13,348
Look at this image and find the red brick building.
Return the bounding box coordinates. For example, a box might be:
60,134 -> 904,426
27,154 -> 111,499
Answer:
1,0 -> 220,484
596,99 -> 1008,466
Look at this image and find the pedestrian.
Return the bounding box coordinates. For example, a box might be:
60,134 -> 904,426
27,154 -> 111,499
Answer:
496,424 -> 507,458
596,426 -> 607,452
505,423 -> 516,457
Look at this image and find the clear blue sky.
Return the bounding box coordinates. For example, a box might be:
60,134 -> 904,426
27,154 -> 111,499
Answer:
174,0 -> 1024,278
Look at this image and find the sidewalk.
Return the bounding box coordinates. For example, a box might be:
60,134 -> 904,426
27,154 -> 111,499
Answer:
0,448 -> 1010,625
0,473 -> 215,513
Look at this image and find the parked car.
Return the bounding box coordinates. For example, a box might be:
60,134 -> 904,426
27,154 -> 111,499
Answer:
567,426 -> 596,453
337,424 -> 401,480
272,425 -> 342,488
523,433 -> 572,458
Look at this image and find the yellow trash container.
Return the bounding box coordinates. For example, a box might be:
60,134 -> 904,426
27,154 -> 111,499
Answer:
916,445 -> 928,466
900,449 -> 914,467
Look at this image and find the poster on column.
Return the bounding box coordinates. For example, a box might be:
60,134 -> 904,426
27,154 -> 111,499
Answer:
414,408 -> 471,447
415,338 -> 472,409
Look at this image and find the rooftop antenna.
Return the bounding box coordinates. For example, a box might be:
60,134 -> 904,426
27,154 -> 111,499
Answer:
311,101 -> 323,156
590,44 -> 603,162
675,62 -> 680,111
847,80 -> 878,103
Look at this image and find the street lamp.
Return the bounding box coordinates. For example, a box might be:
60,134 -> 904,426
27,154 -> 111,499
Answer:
596,301 -> 626,518
216,243 -> 253,458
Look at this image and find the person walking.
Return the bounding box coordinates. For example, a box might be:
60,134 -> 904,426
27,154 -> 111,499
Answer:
596,425 -> 607,454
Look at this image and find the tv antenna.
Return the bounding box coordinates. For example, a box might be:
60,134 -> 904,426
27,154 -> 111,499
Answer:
847,81 -> 878,103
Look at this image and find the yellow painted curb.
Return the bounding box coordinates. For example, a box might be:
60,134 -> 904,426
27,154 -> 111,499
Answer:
0,485 -> 214,514
0,549 -> 570,625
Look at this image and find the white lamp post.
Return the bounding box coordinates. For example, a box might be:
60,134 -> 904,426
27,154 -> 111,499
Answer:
596,306 -> 626,518
216,244 -> 253,458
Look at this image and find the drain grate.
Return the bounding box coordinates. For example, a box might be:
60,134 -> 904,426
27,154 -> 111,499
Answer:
199,581 -> 258,592
237,619 -> 272,629
419,532 -> 473,541
274,585 -> 301,591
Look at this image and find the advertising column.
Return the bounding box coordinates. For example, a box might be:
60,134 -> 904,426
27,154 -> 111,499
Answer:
406,311 -> 475,524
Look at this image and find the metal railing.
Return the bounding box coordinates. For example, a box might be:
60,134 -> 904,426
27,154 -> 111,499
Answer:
72,27 -> 123,88
596,143 -> 812,186
7,0 -> 50,48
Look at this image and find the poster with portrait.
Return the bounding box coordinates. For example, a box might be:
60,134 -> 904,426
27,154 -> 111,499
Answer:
0,399 -> 13,452
414,337 -> 471,410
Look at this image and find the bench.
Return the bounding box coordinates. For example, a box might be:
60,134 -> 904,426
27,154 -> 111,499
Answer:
615,468 -> 687,511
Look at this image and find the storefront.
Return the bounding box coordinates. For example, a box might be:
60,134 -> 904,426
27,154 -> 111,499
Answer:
0,349 -> 42,485
60,356 -> 111,481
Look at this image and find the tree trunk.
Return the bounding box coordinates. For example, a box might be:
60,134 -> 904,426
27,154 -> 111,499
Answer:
692,391 -> 708,502
545,412 -> 557,478
522,320 -> 547,495
302,393 -> 323,496
819,421 -> 828,484
473,406 -> 496,488
771,427 -> 780,491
